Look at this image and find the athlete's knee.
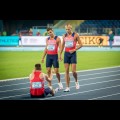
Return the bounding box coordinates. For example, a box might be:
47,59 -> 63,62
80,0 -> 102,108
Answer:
55,69 -> 59,73
47,69 -> 51,74
56,72 -> 60,76
65,68 -> 69,73
72,71 -> 77,76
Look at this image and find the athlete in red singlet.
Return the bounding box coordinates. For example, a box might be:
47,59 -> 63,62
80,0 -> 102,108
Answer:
29,63 -> 58,98
41,27 -> 63,90
60,24 -> 82,92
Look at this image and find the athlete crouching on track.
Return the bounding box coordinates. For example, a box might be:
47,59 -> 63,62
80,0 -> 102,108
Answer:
29,63 -> 58,98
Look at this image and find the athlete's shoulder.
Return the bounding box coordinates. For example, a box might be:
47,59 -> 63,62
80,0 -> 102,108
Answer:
29,72 -> 34,81
46,37 -> 49,41
73,31 -> 78,35
40,72 -> 45,79
56,36 -> 61,40
47,36 -> 50,40
40,72 -> 44,76
74,32 -> 79,36
54,35 -> 58,40
63,33 -> 67,38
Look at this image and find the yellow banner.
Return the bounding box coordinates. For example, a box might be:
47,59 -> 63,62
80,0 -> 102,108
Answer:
79,36 -> 108,46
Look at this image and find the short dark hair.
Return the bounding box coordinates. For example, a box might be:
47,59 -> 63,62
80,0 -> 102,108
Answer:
35,63 -> 41,70
47,27 -> 53,31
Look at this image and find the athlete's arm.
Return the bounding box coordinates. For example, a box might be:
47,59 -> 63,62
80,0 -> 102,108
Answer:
41,72 -> 53,82
29,69 -> 35,80
57,37 -> 62,61
29,73 -> 32,80
60,35 -> 65,56
75,33 -> 82,51
41,38 -> 48,63
29,73 -> 34,81
57,37 -> 61,52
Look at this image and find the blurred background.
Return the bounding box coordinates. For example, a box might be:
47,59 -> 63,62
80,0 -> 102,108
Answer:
1,20 -> 120,36
0,20 -> 120,80
1,20 -> 120,47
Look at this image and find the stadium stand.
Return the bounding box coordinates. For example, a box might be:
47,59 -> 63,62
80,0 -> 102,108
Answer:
76,20 -> 120,35
53,20 -> 84,31
2,20 -> 54,36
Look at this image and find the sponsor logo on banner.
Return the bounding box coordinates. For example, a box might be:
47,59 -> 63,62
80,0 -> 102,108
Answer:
0,36 -> 19,46
79,36 -> 108,46
21,36 -> 48,46
112,36 -> 120,46
20,36 -> 120,46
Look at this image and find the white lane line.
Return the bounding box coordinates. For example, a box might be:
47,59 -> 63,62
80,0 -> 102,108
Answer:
40,84 -> 120,100
0,78 -> 120,99
0,70 -> 120,88
0,87 -> 30,93
0,72 -> 120,92
0,93 -> 30,100
1,78 -> 120,93
1,66 -> 120,82
88,93 -> 120,100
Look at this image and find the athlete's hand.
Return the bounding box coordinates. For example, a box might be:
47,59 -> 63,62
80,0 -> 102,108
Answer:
59,55 -> 63,61
69,49 -> 76,54
41,58 -> 44,63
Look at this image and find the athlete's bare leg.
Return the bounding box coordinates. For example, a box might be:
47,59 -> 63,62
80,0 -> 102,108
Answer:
47,67 -> 52,86
71,64 -> 78,82
64,63 -> 70,87
71,63 -> 80,89
54,68 -> 60,83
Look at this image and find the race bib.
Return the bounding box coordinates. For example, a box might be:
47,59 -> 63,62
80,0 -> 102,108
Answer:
32,82 -> 42,88
65,41 -> 73,48
47,45 -> 55,51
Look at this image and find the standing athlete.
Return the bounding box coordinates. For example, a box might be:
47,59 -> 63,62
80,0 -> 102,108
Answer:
60,24 -> 82,92
41,27 -> 63,89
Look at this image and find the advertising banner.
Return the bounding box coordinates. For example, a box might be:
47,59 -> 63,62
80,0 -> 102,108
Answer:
0,36 -> 19,46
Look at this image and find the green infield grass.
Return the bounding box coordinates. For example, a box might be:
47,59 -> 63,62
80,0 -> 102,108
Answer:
0,51 -> 120,80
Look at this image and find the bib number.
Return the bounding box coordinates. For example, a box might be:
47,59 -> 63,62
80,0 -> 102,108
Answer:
32,82 -> 42,88
47,45 -> 55,51
65,41 -> 73,48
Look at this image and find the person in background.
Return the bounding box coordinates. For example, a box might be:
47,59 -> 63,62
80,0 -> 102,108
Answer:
2,30 -> 7,36
43,31 -> 48,36
98,38 -> 103,48
36,30 -> 41,36
18,32 -> 22,47
11,31 -> 18,36
28,28 -> 33,36
108,30 -> 114,49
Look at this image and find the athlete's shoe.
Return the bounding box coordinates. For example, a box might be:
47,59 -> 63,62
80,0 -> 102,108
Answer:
49,89 -> 55,96
64,87 -> 70,92
58,82 -> 63,89
49,86 -> 55,96
75,82 -> 80,89
54,88 -> 59,93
